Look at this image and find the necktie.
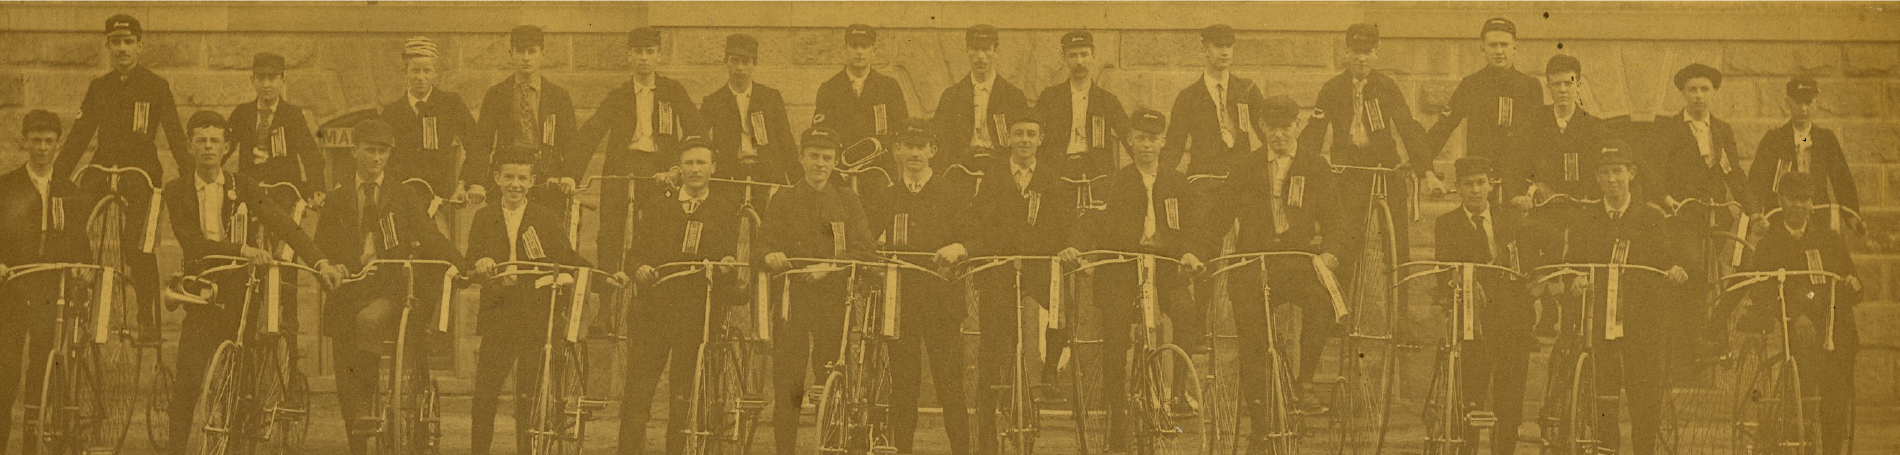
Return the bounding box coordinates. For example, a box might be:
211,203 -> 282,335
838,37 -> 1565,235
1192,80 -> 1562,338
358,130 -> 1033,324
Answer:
1014,169 -> 1031,194
1473,214 -> 1495,262
974,85 -> 991,147
684,199 -> 701,214
1141,178 -> 1158,245
1270,159 -> 1290,234
361,182 -> 381,223
256,107 -> 274,144
908,180 -> 923,193
1216,83 -> 1234,147
361,181 -> 382,263
518,82 -> 538,145
1350,79 -> 1370,147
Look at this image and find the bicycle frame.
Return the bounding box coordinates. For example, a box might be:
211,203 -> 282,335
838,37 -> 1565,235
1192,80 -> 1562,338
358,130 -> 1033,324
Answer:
1208,251 -> 1347,453
1071,250 -> 1211,455
962,255 -> 1062,455
1329,163 -> 1409,455
773,256 -> 903,455
644,259 -> 761,455
171,254 -> 323,455
1532,262 -> 1667,454
488,260 -> 621,454
1721,269 -> 1843,453
4,262 -> 131,455
1395,261 -> 1525,455
338,258 -> 461,455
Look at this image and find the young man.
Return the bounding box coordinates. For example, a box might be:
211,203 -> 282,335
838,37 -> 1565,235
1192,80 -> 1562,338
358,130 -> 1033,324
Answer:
1516,54 -> 1606,202
1433,156 -> 1550,455
465,148 -> 588,455
1748,77 -> 1859,217
162,111 -> 339,454
471,25 -> 582,207
932,24 -> 1030,173
1743,172 -> 1861,455
229,52 -> 325,203
314,119 -> 465,455
619,139 -> 744,455
56,13 -> 185,346
1652,63 -> 1755,367
1074,108 -> 1199,450
1165,24 -> 1268,176
1037,30 -> 1129,180
576,26 -> 701,275
701,33 -> 796,184
381,36 -> 482,204
0,110 -> 91,454
965,111 -> 1082,455
1558,141 -> 1688,455
813,24 -> 910,158
1423,18 -> 1544,190
1197,96 -> 1346,432
865,118 -> 975,455
759,127 -> 877,455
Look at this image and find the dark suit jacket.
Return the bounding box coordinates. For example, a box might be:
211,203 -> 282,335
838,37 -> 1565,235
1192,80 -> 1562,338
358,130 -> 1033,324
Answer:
1194,151 -> 1344,262
1036,82 -> 1128,179
1643,112 -> 1755,211
1743,221 -> 1859,343
1301,70 -> 1427,168
576,75 -> 702,177
863,170 -> 976,253
473,76 -> 583,181
1559,200 -> 1681,336
1749,122 -> 1858,210
631,187 -> 745,308
1164,74 -> 1268,175
758,180 -> 876,263
1515,105 -> 1606,199
57,65 -> 190,182
813,69 -> 909,148
965,160 -> 1078,293
931,74 -> 1029,171
1433,206 -> 1548,344
701,82 -> 797,181
164,171 -> 326,320
0,167 -> 92,303
466,201 -> 587,336
229,99 -> 324,194
314,176 -> 464,334
1076,164 -> 1192,257
1423,66 -> 1544,164
382,91 -> 481,198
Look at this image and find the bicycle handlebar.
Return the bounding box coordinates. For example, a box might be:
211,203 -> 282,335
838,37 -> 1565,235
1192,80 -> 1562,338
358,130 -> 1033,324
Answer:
651,260 -> 751,285
0,262 -> 118,281
80,164 -> 161,190
1721,269 -> 1845,292
1665,197 -> 1746,217
1395,260 -> 1526,287
1532,263 -> 1668,284
1068,250 -> 1180,274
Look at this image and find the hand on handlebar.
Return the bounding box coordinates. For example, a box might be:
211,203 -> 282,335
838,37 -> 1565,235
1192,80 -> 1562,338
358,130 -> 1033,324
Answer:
764,252 -> 791,272
1057,247 -> 1082,266
311,191 -> 327,208
1509,194 -> 1533,211
550,177 -> 578,195
635,265 -> 658,285
1180,253 -> 1206,274
1422,171 -> 1448,198
1846,275 -> 1862,292
1666,265 -> 1688,284
652,169 -> 679,187
319,263 -> 346,288
464,183 -> 488,206
613,271 -> 632,287
934,243 -> 969,266
240,246 -> 277,266
1571,275 -> 1592,294
473,257 -> 498,279
1319,252 -> 1339,270
718,255 -> 740,277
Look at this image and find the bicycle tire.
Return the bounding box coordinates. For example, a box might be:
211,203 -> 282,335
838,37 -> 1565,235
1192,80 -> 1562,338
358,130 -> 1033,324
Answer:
275,337 -> 313,454
1422,348 -> 1458,455
530,347 -> 587,455
146,355 -> 176,452
1330,198 -> 1401,455
380,309 -> 413,455
1139,344 -> 1209,455
1067,312 -> 1108,455
1563,352 -> 1601,455
33,348 -> 68,455
1735,355 -> 1819,454
191,342 -> 242,455
1254,347 -> 1302,454
1330,335 -> 1398,455
688,343 -> 748,455
815,370 -> 851,453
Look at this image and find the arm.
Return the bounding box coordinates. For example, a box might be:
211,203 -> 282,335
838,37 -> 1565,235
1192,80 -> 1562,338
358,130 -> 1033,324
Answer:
57,82 -> 103,179
1162,91 -> 1192,172
1822,131 -> 1859,211
842,190 -> 878,260
244,182 -> 327,265
1310,157 -> 1349,258
467,85 -> 504,184
1420,78 -> 1472,168
454,96 -> 489,189
165,181 -> 243,259
551,89 -> 585,182
288,109 -> 326,194
156,81 -> 192,174
1747,130 -> 1778,208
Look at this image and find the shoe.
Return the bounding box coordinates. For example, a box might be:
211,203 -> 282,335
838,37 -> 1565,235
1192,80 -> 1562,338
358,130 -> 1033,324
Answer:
1169,393 -> 1202,417
1291,396 -> 1329,416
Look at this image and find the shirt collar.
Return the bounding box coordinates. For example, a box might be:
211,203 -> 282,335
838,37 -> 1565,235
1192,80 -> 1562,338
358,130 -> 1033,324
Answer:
1604,197 -> 1631,215
1792,121 -> 1812,136
514,73 -> 542,91
1464,205 -> 1491,222
1070,78 -> 1092,95
847,69 -> 870,85
407,89 -> 434,113
26,165 -> 52,187
972,72 -> 995,92
729,81 -> 753,98
195,171 -> 226,191
257,98 -> 281,113
1203,71 -> 1229,91
632,74 -> 657,91
678,186 -> 710,202
1683,110 -> 1712,125
904,169 -> 934,189
356,173 -> 386,190
1010,160 -> 1037,177
502,201 -> 527,218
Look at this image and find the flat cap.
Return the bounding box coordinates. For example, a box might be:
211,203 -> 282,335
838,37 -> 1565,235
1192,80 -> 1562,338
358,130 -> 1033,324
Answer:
21,109 -> 62,136
106,14 -> 141,37
1061,30 -> 1094,50
354,119 -> 396,148
1455,156 -> 1495,178
726,33 -> 759,59
898,117 -> 935,146
802,126 -> 843,150
186,111 -> 228,136
1674,63 -> 1723,90
1545,54 -> 1581,77
1345,23 -> 1380,52
966,24 -> 999,49
1130,108 -> 1167,135
1201,24 -> 1236,46
1787,76 -> 1819,102
1480,17 -> 1516,37
1779,171 -> 1815,198
1260,95 -> 1301,128
252,52 -> 286,76
1008,109 -> 1042,128
677,136 -> 717,156
1596,140 -> 1635,167
845,24 -> 877,46
628,27 -> 662,48
511,25 -> 546,49
492,145 -> 542,168
403,36 -> 439,59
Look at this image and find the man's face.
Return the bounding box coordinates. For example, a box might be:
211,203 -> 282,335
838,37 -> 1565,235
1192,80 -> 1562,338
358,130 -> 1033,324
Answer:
679,147 -> 716,190
1345,48 -> 1377,77
1265,124 -> 1297,154
1204,42 -> 1233,71
252,73 -> 285,104
1063,47 -> 1095,80
1780,192 -> 1812,228
23,130 -> 61,167
511,45 -> 543,76
1548,70 -> 1579,106
629,46 -> 662,76
1595,164 -> 1634,197
1789,97 -> 1816,122
354,143 -> 392,176
1008,123 -> 1042,159
1680,78 -> 1716,115
800,146 -> 838,185
1129,130 -> 1164,165
726,54 -> 756,84
1481,31 -> 1515,69
493,162 -> 535,203
403,57 -> 439,98
190,126 -> 229,170
894,142 -> 936,173
845,43 -> 875,70
968,45 -> 996,75
1458,173 -> 1493,209
107,34 -> 141,70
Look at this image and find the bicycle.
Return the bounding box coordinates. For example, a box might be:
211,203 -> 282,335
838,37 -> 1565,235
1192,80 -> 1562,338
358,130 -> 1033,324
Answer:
166,255 -> 324,455
4,262 -> 135,455
77,163 -> 171,452
1396,261 -> 1528,455
254,181 -> 322,452
1327,163 -> 1412,454
1531,262 -> 1670,455
962,255 -> 1064,455
337,258 -> 462,455
485,260 -> 622,455
1208,250 -> 1349,454
1072,250 -> 1210,455
642,259 -> 764,455
772,257 -> 909,455
1657,197 -> 1754,454
1721,269 -> 1844,454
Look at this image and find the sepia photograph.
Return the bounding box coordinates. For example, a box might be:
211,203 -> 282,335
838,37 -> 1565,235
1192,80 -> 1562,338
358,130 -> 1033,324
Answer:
0,1 -> 1896,454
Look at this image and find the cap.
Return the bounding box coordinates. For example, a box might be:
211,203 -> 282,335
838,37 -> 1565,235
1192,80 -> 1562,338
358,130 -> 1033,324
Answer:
966,24 -> 999,49
897,118 -> 934,146
1454,156 -> 1495,178
1130,108 -> 1167,135
1061,30 -> 1094,50
1007,109 -> 1042,129
1201,24 -> 1236,46
628,27 -> 662,48
845,24 -> 877,46
1779,171 -> 1816,198
354,120 -> 396,148
1345,23 -> 1380,52
511,25 -> 545,49
1786,76 -> 1819,102
186,111 -> 229,136
1260,95 -> 1301,128
403,36 -> 440,59
1480,17 -> 1517,38
726,33 -> 759,59
802,127 -> 843,150
252,52 -> 286,76
1545,54 -> 1582,77
677,136 -> 717,156
1673,63 -> 1723,90
493,145 -> 541,168
106,14 -> 141,37
1596,140 -> 1635,167
21,109 -> 62,136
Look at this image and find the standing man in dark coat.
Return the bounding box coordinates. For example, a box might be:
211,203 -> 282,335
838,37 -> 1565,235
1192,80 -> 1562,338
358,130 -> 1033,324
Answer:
1748,77 -> 1859,218
701,33 -> 796,184
1165,24 -> 1268,176
931,24 -> 1029,173
1650,63 -> 1756,366
576,26 -> 702,275
1037,30 -> 1128,181
229,52 -> 325,204
0,111 -> 92,454
813,23 -> 910,166
470,26 -> 583,208
1423,18 -> 1545,193
1515,54 -> 1607,202
382,36 -> 483,205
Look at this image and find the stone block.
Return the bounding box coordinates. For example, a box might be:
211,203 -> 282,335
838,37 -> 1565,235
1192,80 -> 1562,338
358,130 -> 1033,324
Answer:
0,33 -> 39,66
41,33 -> 103,67
546,72 -> 628,111
1373,39 -> 1468,77
1238,34 -> 1334,70
1416,79 -> 1461,116
1817,79 -> 1888,118
1844,43 -> 1900,77
1723,42 -> 1842,76
169,72 -> 258,108
1260,73 -> 1330,108
1121,30 -> 1200,69
283,71 -> 347,121
572,34 -> 631,71
140,33 -> 202,69
669,28 -> 736,67
208,34 -> 318,71
1863,211 -> 1900,255
1709,77 -> 1758,120
1842,123 -> 1900,163
0,73 -> 22,108
790,28 -> 847,67
22,71 -> 95,110
1859,301 -> 1900,349
1848,164 -> 1886,207
456,33 -> 570,72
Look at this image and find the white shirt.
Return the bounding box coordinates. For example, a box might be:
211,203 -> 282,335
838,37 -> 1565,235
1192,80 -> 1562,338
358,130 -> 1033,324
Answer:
406,89 -> 433,115
1010,160 -> 1037,194
502,203 -> 526,261
731,83 -> 757,157
1793,122 -> 1813,170
1068,80 -> 1092,155
1554,105 -> 1574,133
1203,72 -> 1235,147
903,169 -> 934,193
196,171 -> 227,242
1605,197 -> 1631,220
849,69 -> 869,96
1465,206 -> 1497,260
631,76 -> 658,152
26,165 -> 51,206
1139,167 -> 1158,243
1685,112 -> 1714,166
971,72 -> 997,149
678,187 -> 708,213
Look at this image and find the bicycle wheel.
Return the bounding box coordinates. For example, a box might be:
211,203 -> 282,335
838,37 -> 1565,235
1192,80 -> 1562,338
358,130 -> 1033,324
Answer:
33,349 -> 70,455
1562,353 -> 1602,455
147,356 -> 177,452
1139,345 -> 1209,455
273,336 -> 312,454
1253,348 -> 1301,454
1735,357 -> 1818,454
1422,349 -> 1458,455
1206,312 -> 1243,455
689,343 -> 747,455
1068,312 -> 1109,454
191,342 -> 242,455
996,380 -> 1039,455
814,371 -> 850,454
1332,202 -> 1400,455
531,347 -> 587,455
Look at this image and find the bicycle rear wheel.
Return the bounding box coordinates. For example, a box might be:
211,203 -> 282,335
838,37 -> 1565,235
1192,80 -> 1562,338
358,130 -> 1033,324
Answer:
1253,348 -> 1302,453
1068,310 -> 1110,454
273,335 -> 313,454
1735,356 -> 1818,454
815,371 -> 851,453
1422,349 -> 1459,455
1139,345 -> 1209,455
690,343 -> 749,455
1562,353 -> 1603,455
530,347 -> 587,455
192,342 -> 242,455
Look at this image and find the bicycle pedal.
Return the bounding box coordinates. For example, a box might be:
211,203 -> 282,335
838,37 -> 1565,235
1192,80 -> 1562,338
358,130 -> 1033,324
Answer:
1465,410 -> 1498,428
578,398 -> 611,411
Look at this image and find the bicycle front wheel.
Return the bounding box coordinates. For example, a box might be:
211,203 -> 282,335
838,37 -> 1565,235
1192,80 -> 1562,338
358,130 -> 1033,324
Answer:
814,371 -> 850,454
1331,336 -> 1398,455
1735,356 -> 1819,454
192,342 -> 242,455
530,347 -> 587,455
1137,345 -> 1209,455
1562,352 -> 1603,455
690,343 -> 749,455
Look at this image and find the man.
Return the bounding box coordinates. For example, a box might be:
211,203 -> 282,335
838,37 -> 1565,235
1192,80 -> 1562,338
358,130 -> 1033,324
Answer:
865,119 -> 974,455
314,119 -> 465,455
1743,172 -> 1861,455
229,52 -> 325,203
813,24 -> 909,162
1651,63 -> 1755,366
1423,17 -> 1544,189
1197,96 -> 1345,433
1038,30 -> 1129,181
931,24 -> 1029,173
465,149 -> 588,455
162,111 -> 339,454
382,36 -> 482,205
1516,54 -> 1606,202
1748,77 -> 1859,217
57,13 -> 186,346
619,139 -> 743,455
471,25 -> 583,207
576,26 -> 701,275
701,33 -> 796,184
759,127 -> 877,455
0,110 -> 91,454
1165,24 -> 1268,176
965,112 -> 1082,455
1074,109 -> 1199,450
1433,156 -> 1549,455
1557,142 -> 1688,455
